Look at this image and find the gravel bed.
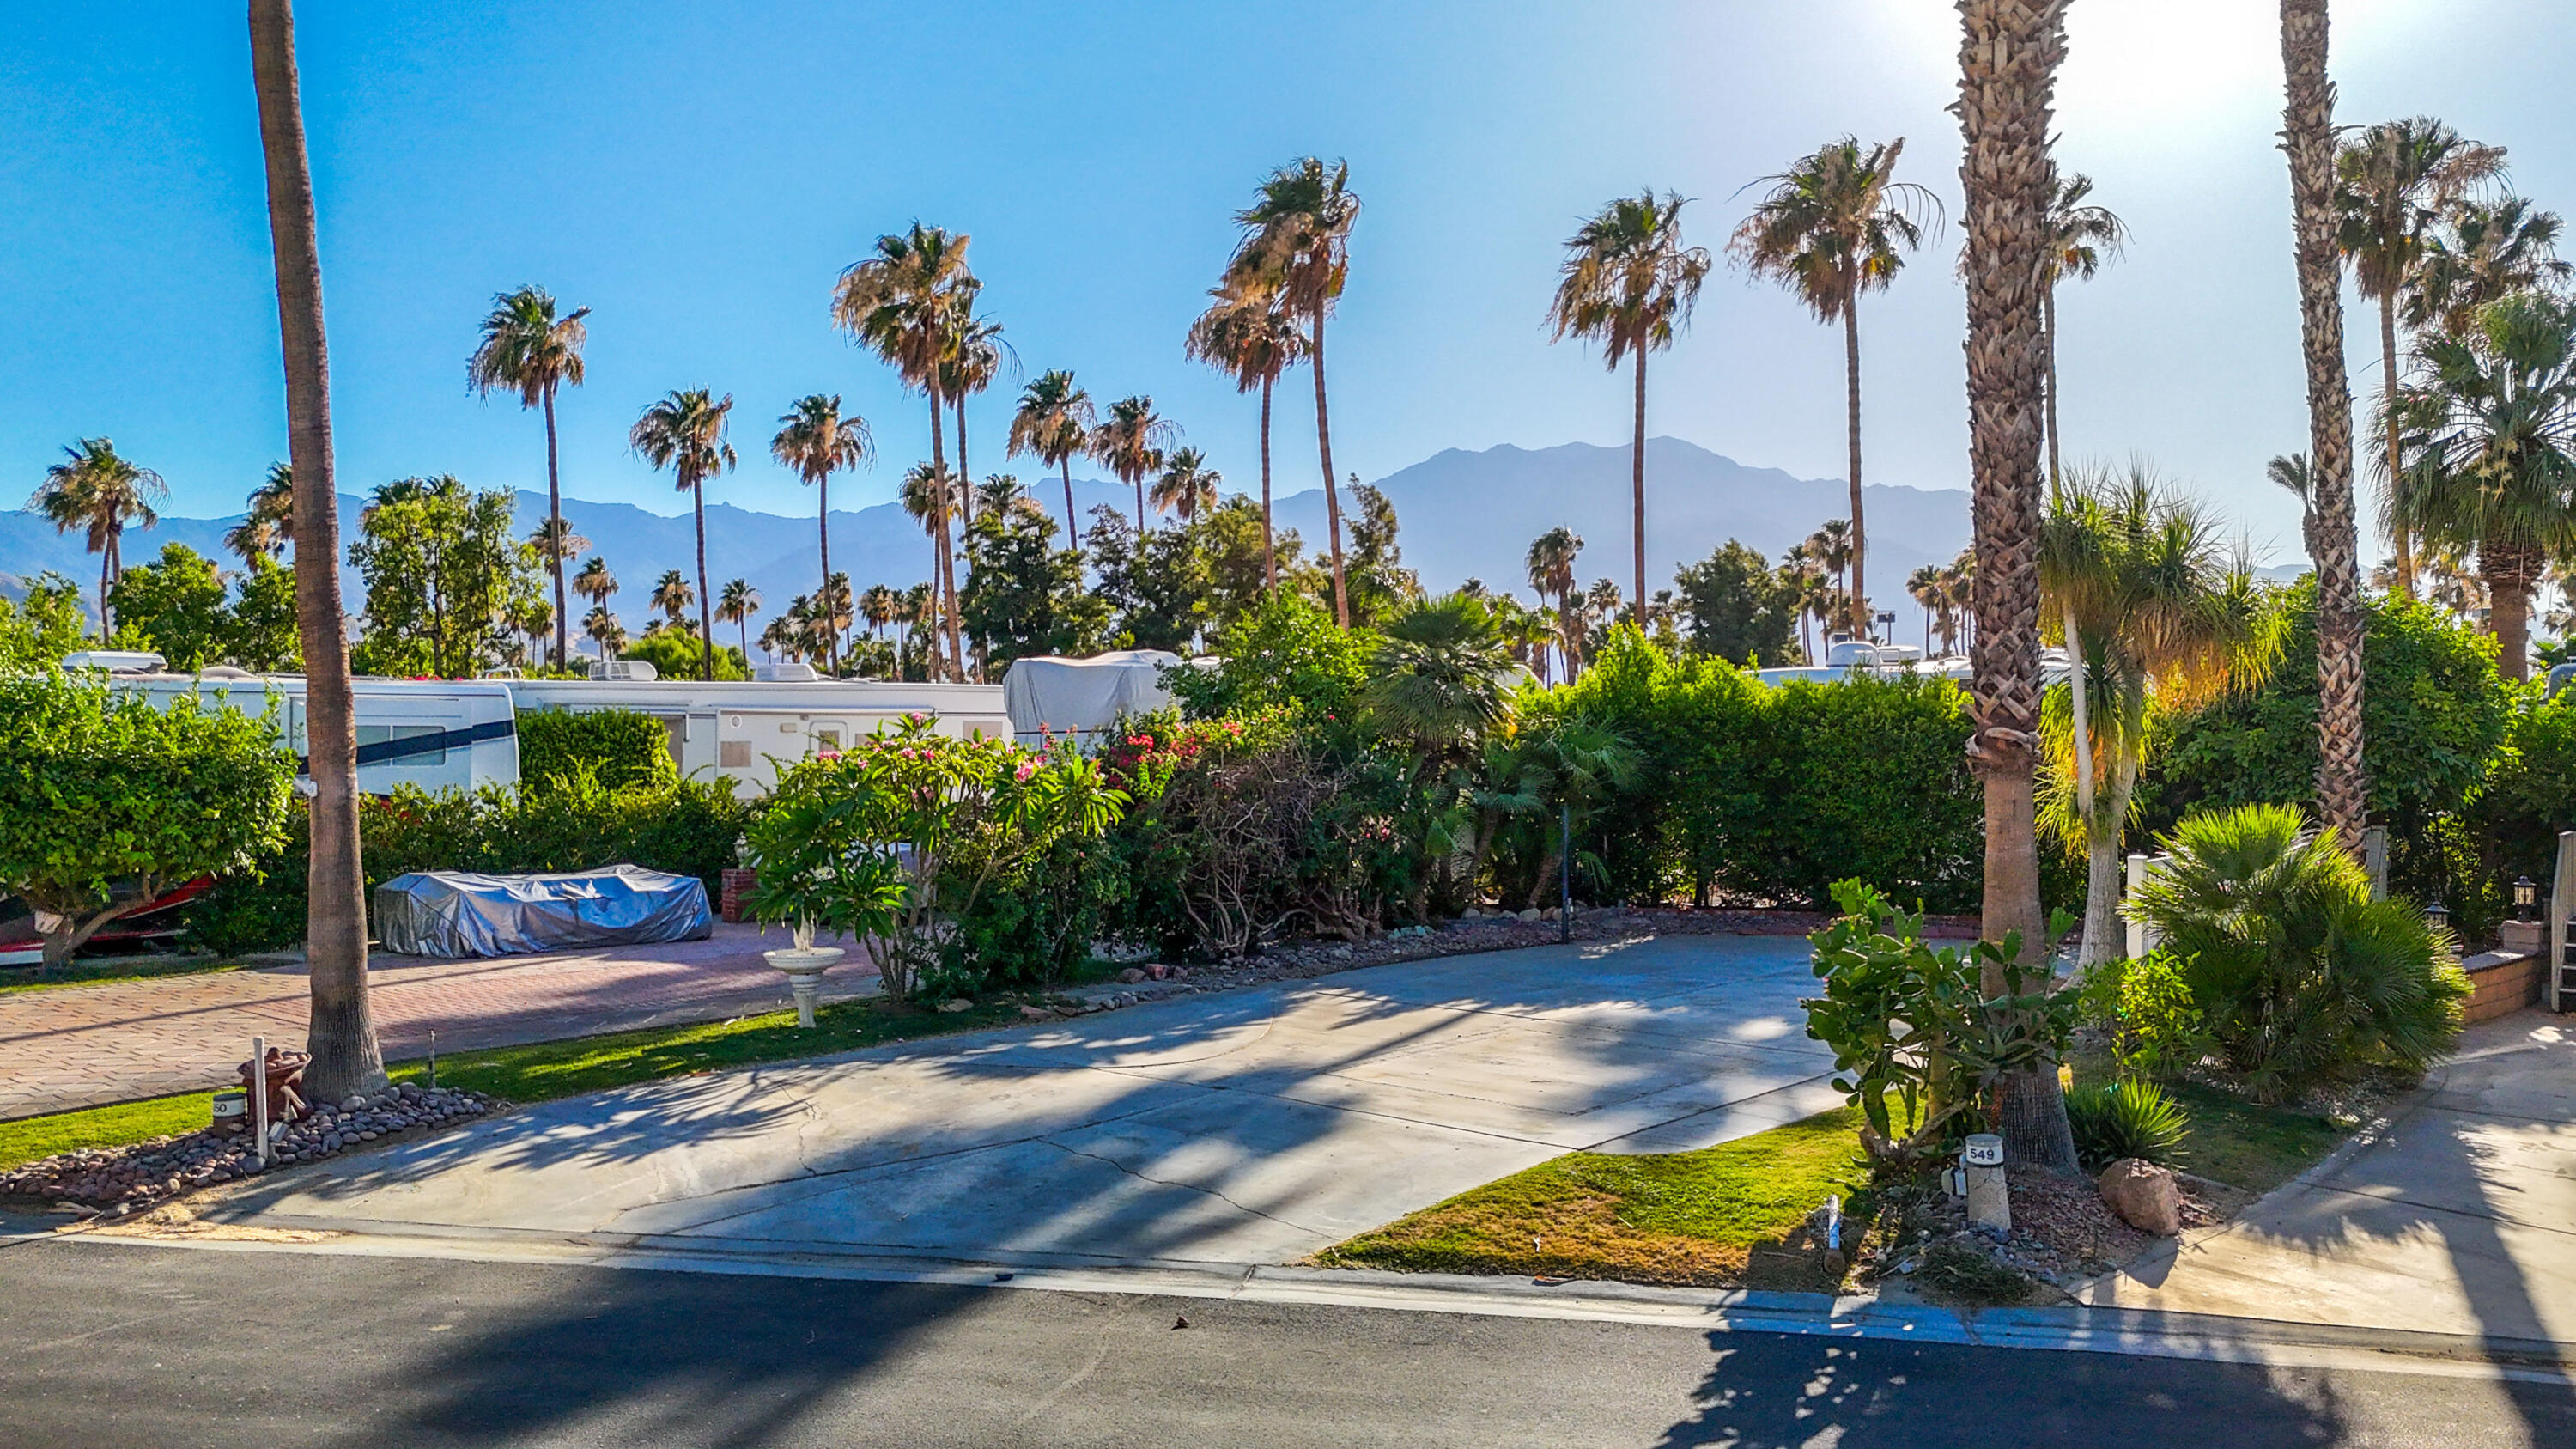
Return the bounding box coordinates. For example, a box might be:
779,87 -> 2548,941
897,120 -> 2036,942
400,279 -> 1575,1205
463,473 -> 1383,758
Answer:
3,1081 -> 494,1219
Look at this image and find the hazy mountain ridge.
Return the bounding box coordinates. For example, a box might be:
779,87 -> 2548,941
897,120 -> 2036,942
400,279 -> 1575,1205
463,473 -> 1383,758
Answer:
3,438 -> 1977,627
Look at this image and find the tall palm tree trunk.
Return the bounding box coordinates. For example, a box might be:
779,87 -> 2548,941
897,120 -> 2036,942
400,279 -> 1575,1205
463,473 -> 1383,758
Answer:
2044,289 -> 2063,489
690,477 -> 713,681
956,398 -> 973,527
97,545 -> 113,643
818,473 -> 835,675
1631,348 -> 1649,630
2484,541 -> 2541,683
1060,457 -> 1078,551
2379,296 -> 2414,598
1311,314 -> 1350,628
2282,0 -> 2371,850
543,383 -> 568,670
1957,0 -> 2079,1176
249,0 -> 384,1104
1843,290 -> 1868,637
927,389 -> 962,680
1260,373 -> 1277,589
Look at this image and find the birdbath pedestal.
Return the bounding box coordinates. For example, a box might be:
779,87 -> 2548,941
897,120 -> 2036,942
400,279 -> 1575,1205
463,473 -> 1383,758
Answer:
764,946 -> 845,1028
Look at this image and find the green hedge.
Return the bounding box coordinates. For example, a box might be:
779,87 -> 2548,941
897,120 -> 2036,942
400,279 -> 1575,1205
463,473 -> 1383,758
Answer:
516,708 -> 678,791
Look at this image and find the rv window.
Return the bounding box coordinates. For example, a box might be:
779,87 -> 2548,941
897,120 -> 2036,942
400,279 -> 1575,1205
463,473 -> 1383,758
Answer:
812,728 -> 842,753
357,723 -> 447,766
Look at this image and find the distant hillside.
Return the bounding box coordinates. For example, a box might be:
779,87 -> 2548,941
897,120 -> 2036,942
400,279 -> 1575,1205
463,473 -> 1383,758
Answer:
3,437 -> 1973,630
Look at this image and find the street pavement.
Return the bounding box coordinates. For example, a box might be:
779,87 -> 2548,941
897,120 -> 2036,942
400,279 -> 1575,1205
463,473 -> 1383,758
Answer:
0,1238 -> 2566,1448
0,921 -> 872,1120
2083,1012 -> 2576,1351
200,934 -> 1848,1268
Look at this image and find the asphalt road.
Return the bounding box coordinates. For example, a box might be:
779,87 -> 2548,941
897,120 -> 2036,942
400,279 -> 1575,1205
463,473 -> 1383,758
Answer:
3,1238 -> 2568,1449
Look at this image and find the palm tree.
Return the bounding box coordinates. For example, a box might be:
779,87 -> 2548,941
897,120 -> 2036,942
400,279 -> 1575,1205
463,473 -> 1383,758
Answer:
902,581 -> 934,676
1150,447 -> 1223,523
225,460 -> 296,564
628,389 -> 737,681
901,462 -> 964,650
757,613 -> 793,663
249,0 -> 380,1101
1802,519 -> 1856,610
939,306 -> 1009,521
1733,137 -> 1939,636
2336,119 -> 2505,599
1955,0 -> 2078,1174
30,438 -> 167,641
650,568 -> 694,624
834,222 -> 975,678
1187,283 -> 1308,590
2267,452 -> 2324,563
1228,157 -> 1360,626
526,515 -> 588,622
2398,291 -> 2576,681
1007,369 -> 1096,546
1547,190 -> 1713,628
582,602 -> 627,657
467,285 -> 590,669
769,393 -> 872,674
571,554 -> 617,624
1906,563 -> 1941,651
2281,0 -> 2372,852
2040,465 -> 2276,966
2038,174 -> 2128,489
860,582 -> 897,644
1090,396 -> 1177,531
1525,525 -> 1582,681
2406,196 -> 2571,339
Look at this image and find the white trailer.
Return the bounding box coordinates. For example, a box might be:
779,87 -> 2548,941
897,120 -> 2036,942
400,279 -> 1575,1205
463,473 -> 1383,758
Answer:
507,675 -> 1011,795
86,661 -> 521,795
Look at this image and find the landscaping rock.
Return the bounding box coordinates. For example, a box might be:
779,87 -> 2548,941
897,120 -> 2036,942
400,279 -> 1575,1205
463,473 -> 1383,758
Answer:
1018,1005 -> 1053,1020
936,999 -> 973,1014
2097,1158 -> 2183,1237
1118,967 -> 1147,984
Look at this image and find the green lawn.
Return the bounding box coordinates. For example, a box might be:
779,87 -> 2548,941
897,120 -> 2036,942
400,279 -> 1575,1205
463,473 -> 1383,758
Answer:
1311,1105 -> 1874,1290
2,992 -> 1042,1178
2065,1051 -> 2348,1193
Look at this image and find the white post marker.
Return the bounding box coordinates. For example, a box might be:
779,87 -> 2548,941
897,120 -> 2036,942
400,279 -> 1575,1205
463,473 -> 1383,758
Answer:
249,1035 -> 270,1166
1963,1132 -> 2009,1233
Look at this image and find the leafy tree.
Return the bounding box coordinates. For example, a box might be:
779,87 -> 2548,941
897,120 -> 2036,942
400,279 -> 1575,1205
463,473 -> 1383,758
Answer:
1085,506 -> 1212,653
1200,494 -> 1298,628
0,574 -> 89,673
0,671 -> 293,966
1674,539 -> 1801,666
1339,482 -> 1419,627
962,499 -> 1105,667
620,630 -> 750,681
349,476 -> 539,678
106,543 -> 231,671
1167,590 -> 1373,726
1547,189 -> 1711,624
1732,137 -> 1938,631
468,285 -> 590,668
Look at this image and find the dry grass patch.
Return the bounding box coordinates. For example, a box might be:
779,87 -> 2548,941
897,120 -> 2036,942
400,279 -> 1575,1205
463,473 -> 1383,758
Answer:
1311,1106 -> 1872,1290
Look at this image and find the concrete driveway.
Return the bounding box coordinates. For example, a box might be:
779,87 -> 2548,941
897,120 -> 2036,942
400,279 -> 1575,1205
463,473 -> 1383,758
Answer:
208,934 -> 1843,1269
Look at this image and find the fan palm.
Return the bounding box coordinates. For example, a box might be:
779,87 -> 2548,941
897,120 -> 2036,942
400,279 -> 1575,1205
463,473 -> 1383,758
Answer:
1547,190 -> 1712,627
1186,283 -> 1306,588
467,285 -> 589,668
582,602 -> 626,657
1227,157 -> 1360,625
571,555 -> 617,614
939,306 -> 1010,521
1008,369 -> 1095,545
1956,0 -> 2079,1172
770,393 -> 872,673
860,582 -> 897,642
901,463 -> 965,646
2281,0 -> 2371,851
2039,464 -> 2278,965
1090,396 -> 1177,531
1802,519 -> 1856,610
1906,563 -> 1941,651
527,514 -> 588,600
629,389 -> 736,680
834,222 -> 975,677
29,437 -> 166,642
2406,196 -> 2571,340
715,580 -> 758,664
1525,525 -> 1582,682
649,568 -> 693,624
225,460 -> 296,564
1151,447 -> 1223,523
2397,291 -> 2576,680
2336,119 -> 2504,598
1732,137 -> 1939,635
2039,174 -> 2128,488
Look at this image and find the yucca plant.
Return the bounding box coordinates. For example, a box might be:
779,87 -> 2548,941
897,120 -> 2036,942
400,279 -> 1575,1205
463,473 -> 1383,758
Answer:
2131,803 -> 2469,1101
2065,1080 -> 2190,1172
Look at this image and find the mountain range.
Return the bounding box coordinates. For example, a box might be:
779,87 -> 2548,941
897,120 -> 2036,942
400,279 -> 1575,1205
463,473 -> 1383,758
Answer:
4,437 -> 1977,632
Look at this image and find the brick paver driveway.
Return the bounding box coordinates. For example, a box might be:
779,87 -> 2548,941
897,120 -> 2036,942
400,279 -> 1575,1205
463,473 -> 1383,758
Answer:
0,922 -> 875,1121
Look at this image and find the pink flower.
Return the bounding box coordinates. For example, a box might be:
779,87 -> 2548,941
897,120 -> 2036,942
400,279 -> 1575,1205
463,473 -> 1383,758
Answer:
1013,761 -> 1038,782
817,750 -> 842,763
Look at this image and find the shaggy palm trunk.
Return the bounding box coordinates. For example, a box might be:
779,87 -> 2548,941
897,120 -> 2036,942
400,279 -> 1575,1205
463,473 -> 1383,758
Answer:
1060,457 -> 1078,555
927,389 -> 962,681
251,0 -> 385,1103
1260,373 -> 1277,589
1312,313 -> 1349,628
544,384 -> 568,670
2282,0 -> 2371,851
2379,297 -> 2413,597
2484,540 -> 2542,683
1843,293 -> 1868,637
1631,348 -> 1649,630
1958,0 -> 2080,1176
956,398 -> 971,527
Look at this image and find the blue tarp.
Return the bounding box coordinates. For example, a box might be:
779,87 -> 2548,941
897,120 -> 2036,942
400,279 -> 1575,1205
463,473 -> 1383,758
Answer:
372,865 -> 713,959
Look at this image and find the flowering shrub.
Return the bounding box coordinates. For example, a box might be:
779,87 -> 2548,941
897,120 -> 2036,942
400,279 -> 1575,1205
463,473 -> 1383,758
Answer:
745,715 -> 1127,999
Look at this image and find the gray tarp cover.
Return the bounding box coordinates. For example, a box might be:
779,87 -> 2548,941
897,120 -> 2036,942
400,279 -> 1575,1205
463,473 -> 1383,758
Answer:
373,865 -> 713,959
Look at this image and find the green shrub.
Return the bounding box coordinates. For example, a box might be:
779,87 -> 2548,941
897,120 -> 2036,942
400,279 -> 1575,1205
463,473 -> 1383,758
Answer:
2075,951 -> 2210,1079
2066,1080 -> 2190,1171
515,708 -> 679,792
2133,803 -> 2470,1100
620,632 -> 751,681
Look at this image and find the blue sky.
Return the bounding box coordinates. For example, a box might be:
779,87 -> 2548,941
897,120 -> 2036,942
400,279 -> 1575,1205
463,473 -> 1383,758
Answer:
5,1 -> 2570,565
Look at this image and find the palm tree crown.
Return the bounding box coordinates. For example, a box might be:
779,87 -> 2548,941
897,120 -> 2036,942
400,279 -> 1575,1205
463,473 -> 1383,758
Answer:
468,284 -> 589,667
1090,395 -> 1178,530
30,437 -> 167,642
225,460 -> 298,565
772,393 -> 872,673
629,388 -> 736,680
1008,368 -> 1096,544
2405,196 -> 2571,339
1150,447 -> 1223,523
1549,189 -> 1712,630
1733,137 -> 1940,636
1186,283 -> 1306,591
